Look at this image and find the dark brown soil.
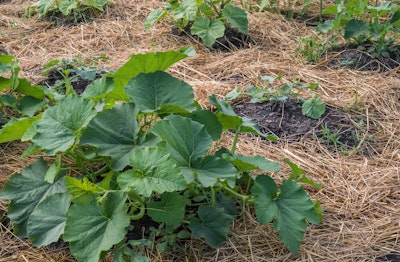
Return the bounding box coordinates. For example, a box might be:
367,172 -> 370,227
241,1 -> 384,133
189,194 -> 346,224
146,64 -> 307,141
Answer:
126,215 -> 159,240
41,68 -> 104,94
172,26 -> 254,52
327,43 -> 400,72
233,99 -> 374,155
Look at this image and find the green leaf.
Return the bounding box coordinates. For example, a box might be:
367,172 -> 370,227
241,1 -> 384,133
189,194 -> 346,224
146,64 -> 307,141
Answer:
147,192 -> 186,225
0,158 -> 67,237
189,110 -> 222,141
64,191 -> 130,262
125,71 -> 196,113
59,0 -> 78,16
182,156 -> 238,187
82,76 -> 115,100
80,103 -> 140,171
17,96 -> 47,117
44,155 -> 61,183
145,7 -> 166,30
215,192 -> 237,219
188,206 -> 233,248
222,4 -> 248,34
209,95 -> 272,139
390,9 -> 400,24
0,115 -> 41,143
191,18 -> 225,47
31,0 -> 54,15
27,192 -> 70,247
173,0 -> 198,22
317,19 -> 334,34
14,79 -> 46,99
64,176 -> 104,204
344,19 -> 369,39
284,158 -> 322,190
110,50 -> 190,101
251,175 -> 320,255
32,95 -> 96,155
302,96 -> 325,119
151,115 -> 213,166
118,147 -> 187,197
227,154 -> 281,172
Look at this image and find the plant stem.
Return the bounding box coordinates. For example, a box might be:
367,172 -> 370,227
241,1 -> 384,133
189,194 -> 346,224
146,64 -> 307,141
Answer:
129,202 -> 145,220
221,185 -> 252,204
231,131 -> 239,154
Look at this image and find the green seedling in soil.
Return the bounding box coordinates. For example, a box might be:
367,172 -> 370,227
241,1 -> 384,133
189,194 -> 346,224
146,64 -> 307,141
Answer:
253,0 -> 317,18
28,0 -> 113,23
317,0 -> 400,59
41,57 -> 108,96
226,75 -> 326,119
145,0 -> 248,47
0,48 -> 322,261
296,34 -> 336,64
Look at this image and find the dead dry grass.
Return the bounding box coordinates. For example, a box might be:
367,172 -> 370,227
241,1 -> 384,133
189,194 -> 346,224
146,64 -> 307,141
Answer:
1,0 -> 399,261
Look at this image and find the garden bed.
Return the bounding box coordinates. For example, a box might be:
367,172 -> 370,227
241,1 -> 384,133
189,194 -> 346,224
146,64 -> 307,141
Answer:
1,0 -> 399,261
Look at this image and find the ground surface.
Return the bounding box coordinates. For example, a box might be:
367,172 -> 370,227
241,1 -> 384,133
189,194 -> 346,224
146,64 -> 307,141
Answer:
1,0 -> 400,261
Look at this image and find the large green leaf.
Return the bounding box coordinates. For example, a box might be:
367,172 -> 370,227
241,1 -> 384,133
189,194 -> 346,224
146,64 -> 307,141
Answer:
173,0 -> 198,21
0,115 -> 41,143
14,79 -> 46,99
147,192 -> 186,225
32,95 -> 96,155
0,158 -> 67,237
31,0 -> 54,15
189,110 -> 222,141
344,19 -> 369,39
125,71 -> 196,113
63,191 -> 130,262
191,18 -> 225,47
27,192 -> 70,247
151,115 -> 213,166
59,0 -> 78,16
118,147 -> 187,197
80,103 -> 140,171
144,7 -> 166,30
188,206 -> 233,248
82,76 -> 115,100
226,154 -> 281,172
222,4 -> 248,34
181,156 -> 238,187
110,50 -> 191,101
251,175 -> 320,255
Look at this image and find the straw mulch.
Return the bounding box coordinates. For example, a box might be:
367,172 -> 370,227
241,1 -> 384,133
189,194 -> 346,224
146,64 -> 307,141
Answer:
1,0 -> 399,261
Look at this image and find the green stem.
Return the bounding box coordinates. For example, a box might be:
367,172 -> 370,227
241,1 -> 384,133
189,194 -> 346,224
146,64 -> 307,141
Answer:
211,187 -> 216,206
129,202 -> 145,220
93,164 -> 110,177
221,185 -> 253,204
231,131 -> 239,154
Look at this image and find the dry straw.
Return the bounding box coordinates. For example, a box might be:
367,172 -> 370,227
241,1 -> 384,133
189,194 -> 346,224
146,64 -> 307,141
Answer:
1,0 -> 399,261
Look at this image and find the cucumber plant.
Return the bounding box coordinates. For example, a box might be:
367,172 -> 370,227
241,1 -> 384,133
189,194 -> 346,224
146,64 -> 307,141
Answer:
318,0 -> 400,58
0,50 -> 322,261
28,0 -> 114,23
145,0 -> 249,47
